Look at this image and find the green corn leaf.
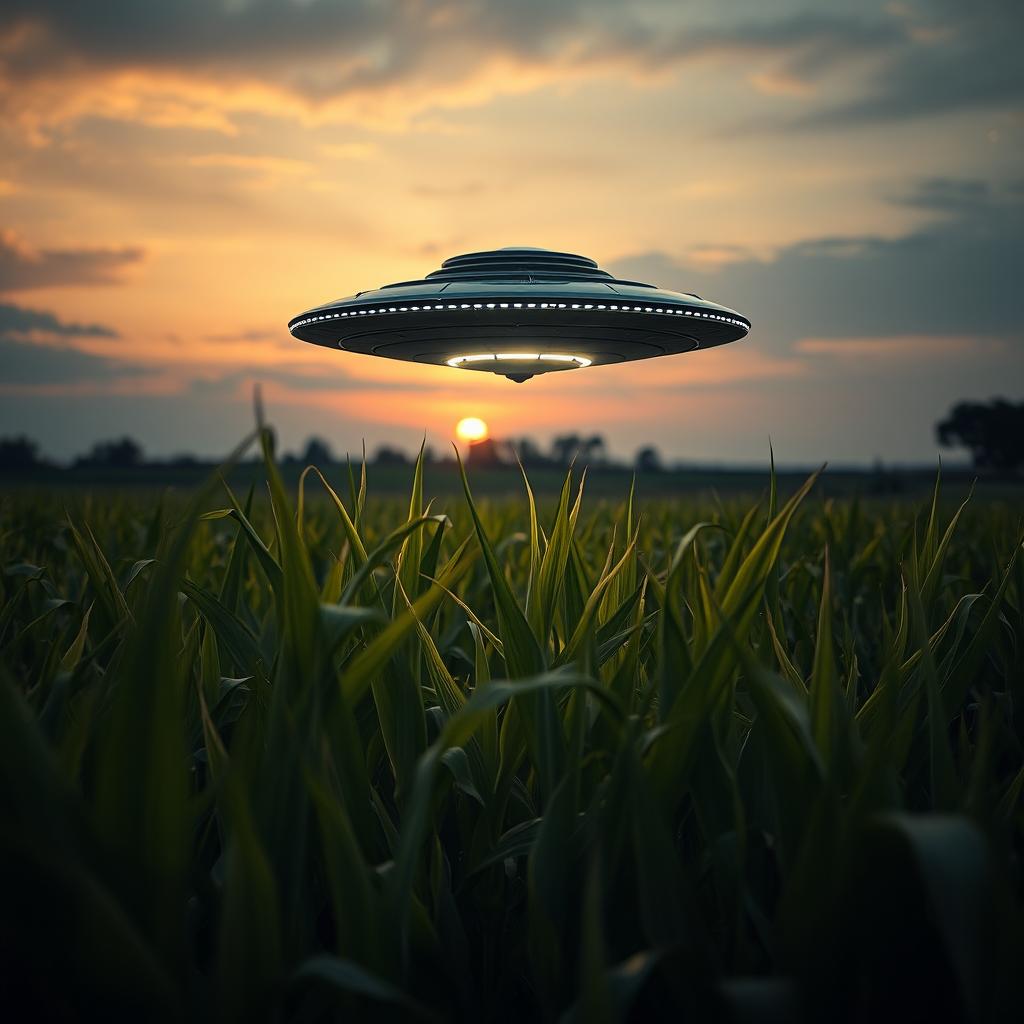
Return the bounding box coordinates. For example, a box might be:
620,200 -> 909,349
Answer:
809,548 -> 847,769
456,448 -> 544,678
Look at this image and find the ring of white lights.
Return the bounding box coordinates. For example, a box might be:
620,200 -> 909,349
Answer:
291,302 -> 748,331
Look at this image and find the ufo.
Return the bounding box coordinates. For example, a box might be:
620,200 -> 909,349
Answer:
289,247 -> 749,383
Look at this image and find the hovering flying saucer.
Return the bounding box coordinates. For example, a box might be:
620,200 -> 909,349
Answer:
289,247 -> 749,383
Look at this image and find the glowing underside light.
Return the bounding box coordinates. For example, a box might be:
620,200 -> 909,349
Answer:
446,353 -> 592,368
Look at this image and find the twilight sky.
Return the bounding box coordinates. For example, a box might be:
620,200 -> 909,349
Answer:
1,0 -> 1021,465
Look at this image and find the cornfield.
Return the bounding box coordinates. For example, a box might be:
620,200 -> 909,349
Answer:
2,425 -> 1022,1022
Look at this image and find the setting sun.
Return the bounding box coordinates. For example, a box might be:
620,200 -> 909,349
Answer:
455,417 -> 489,443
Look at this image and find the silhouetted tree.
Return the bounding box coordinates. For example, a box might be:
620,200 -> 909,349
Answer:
580,434 -> 607,466
507,437 -> 543,467
0,436 -> 43,474
373,445 -> 408,466
551,433 -> 583,466
76,437 -> 143,468
635,445 -> 663,473
301,436 -> 334,467
937,399 -> 1024,471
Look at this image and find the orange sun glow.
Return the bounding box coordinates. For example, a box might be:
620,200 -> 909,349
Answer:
455,416 -> 489,443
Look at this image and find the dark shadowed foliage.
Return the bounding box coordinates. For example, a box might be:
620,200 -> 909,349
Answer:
0,435 -> 44,472
0,422 -> 1022,1021
73,436 -> 144,469
937,399 -> 1024,472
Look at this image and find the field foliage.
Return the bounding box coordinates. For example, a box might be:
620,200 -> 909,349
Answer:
1,427 -> 1022,1021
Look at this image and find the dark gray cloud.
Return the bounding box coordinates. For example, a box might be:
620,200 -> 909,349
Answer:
2,2 -> 1016,127
0,230 -> 144,292
613,12 -> 904,77
0,301 -> 133,386
0,0 -> 402,67
0,336 -> 140,386
0,2 -> 901,72
611,178 -> 1024,345
0,301 -> 416,396
890,177 -> 995,216
0,0 -> 623,99
803,0 -> 1024,126
0,301 -> 117,337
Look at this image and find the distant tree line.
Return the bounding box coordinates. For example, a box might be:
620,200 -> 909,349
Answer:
3,398 -> 1022,478
281,431 -> 670,473
0,436 -> 42,474
0,434 -> 663,475
0,431 -> 669,476
1,435 -> 148,472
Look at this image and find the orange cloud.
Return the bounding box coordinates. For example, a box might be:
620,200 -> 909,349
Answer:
749,69 -> 814,97
794,335 -> 1007,359
0,6 -> 909,142
0,228 -> 145,292
185,153 -> 312,175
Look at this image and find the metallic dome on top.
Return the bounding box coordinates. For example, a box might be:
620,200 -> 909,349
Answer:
289,246 -> 749,382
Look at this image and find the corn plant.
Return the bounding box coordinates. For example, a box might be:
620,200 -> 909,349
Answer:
1,426 -> 1022,1022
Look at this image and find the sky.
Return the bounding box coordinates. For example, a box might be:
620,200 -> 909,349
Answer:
1,0 -> 1022,466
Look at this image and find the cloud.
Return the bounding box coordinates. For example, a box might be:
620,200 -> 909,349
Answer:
0,2 -> 960,139
0,229 -> 144,292
1,2 -> 1016,151
0,299 -> 138,391
793,335 -> 1006,359
676,244 -> 760,271
203,327 -> 285,344
185,153 -> 311,175
802,0 -> 1024,126
0,335 -> 140,388
0,298 -> 420,399
0,301 -> 118,337
611,178 -> 1024,346
891,177 -> 995,216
